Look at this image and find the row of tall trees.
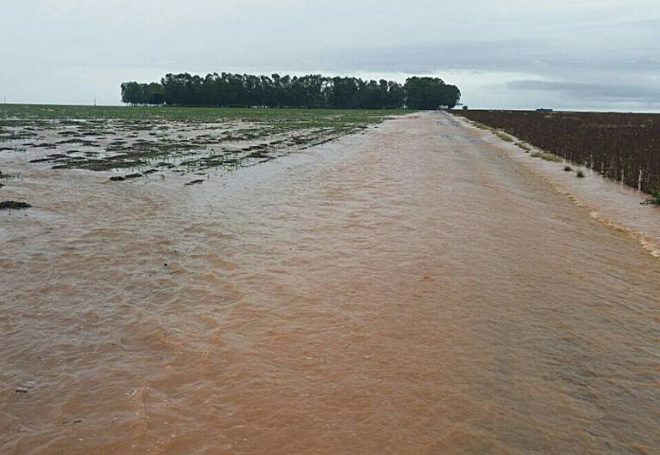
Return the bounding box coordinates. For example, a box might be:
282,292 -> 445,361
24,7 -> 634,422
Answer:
120,82 -> 165,105
120,73 -> 460,109
405,77 -> 462,110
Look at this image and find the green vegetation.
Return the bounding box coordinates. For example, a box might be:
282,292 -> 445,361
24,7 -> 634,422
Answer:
516,141 -> 532,152
495,131 -> 514,142
120,73 -> 461,110
576,170 -> 586,178
472,122 -> 490,130
120,82 -> 165,105
530,151 -> 562,162
403,77 -> 461,109
650,187 -> 660,205
0,201 -> 31,210
0,104 -> 407,125
0,104 -> 411,184
564,165 -> 573,172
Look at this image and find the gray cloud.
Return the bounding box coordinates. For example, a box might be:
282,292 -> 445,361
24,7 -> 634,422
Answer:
0,0 -> 658,110
295,25 -> 660,76
508,80 -> 660,102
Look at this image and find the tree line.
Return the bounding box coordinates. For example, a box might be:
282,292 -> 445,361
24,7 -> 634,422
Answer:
120,73 -> 460,109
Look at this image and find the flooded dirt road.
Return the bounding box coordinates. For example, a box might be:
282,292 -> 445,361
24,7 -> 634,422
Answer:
1,113 -> 659,454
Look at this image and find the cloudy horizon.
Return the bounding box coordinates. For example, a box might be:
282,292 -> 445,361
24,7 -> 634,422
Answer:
1,0 -> 659,111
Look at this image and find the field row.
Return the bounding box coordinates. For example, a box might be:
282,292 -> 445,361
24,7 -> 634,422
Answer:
0,106 -> 404,184
454,110 -> 660,194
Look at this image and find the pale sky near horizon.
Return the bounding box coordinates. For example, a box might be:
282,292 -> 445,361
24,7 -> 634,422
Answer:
1,0 -> 659,111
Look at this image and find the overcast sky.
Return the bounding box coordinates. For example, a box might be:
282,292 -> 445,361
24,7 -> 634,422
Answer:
1,0 -> 658,111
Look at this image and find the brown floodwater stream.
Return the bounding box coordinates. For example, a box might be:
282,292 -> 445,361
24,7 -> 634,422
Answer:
1,113 -> 659,454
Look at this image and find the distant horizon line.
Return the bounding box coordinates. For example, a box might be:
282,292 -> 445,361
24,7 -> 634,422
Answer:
1,102 -> 659,115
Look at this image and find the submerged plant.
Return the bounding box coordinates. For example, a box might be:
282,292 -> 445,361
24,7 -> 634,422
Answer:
516,141 -> 532,152
647,185 -> 660,205
5,106 -> 402,181
531,151 -> 562,162
495,131 -> 514,142
0,200 -> 31,210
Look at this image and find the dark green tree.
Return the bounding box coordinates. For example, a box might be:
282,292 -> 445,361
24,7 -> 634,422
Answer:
125,72 -> 460,109
404,77 -> 461,109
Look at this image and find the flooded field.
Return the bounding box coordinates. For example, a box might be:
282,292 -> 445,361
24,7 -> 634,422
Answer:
1,109 -> 659,454
453,110 -> 660,194
0,105 -> 397,185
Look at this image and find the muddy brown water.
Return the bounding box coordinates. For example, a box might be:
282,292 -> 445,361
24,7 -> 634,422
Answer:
1,113 -> 659,454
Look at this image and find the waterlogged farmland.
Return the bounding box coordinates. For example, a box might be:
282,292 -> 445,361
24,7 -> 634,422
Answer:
0,105 -> 404,185
1,111 -> 659,454
454,110 -> 660,194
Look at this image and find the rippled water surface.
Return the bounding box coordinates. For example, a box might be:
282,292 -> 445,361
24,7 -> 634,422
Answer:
1,113 -> 659,454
